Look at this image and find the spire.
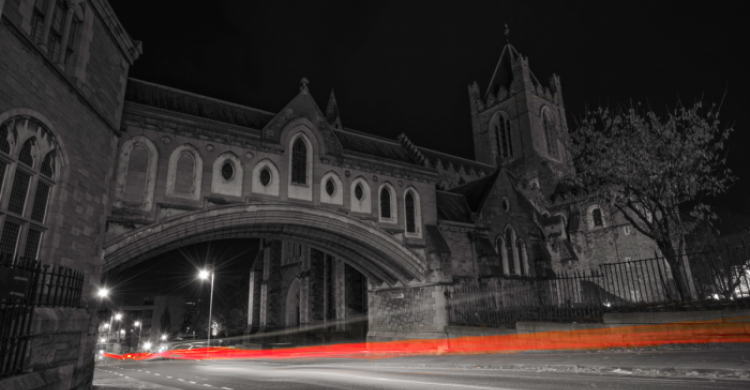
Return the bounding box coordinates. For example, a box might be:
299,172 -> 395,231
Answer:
325,89 -> 343,129
485,40 -> 519,100
300,77 -> 309,92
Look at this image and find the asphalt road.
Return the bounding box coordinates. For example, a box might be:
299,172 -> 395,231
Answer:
94,360 -> 749,390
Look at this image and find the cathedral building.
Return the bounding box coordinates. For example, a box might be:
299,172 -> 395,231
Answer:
0,1 -> 660,388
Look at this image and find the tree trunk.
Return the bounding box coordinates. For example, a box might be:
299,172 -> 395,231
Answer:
659,238 -> 693,302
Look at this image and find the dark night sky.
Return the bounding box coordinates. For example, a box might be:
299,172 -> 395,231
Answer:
109,0 -> 750,210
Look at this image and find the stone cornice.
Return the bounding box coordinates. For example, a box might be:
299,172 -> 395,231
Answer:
89,0 -> 142,64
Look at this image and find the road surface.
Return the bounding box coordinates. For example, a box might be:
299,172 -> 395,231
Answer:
94,359 -> 748,389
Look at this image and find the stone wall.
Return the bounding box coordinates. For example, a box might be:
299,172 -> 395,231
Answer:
1,3 -> 138,389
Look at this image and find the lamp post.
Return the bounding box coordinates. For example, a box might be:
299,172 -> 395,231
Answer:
134,321 -> 142,351
198,268 -> 214,360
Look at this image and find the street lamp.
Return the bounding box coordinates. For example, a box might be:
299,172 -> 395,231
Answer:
198,267 -> 215,360
161,334 -> 167,341
97,288 -> 109,298
134,321 -> 142,351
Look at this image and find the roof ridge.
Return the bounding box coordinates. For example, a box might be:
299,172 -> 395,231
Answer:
417,146 -> 495,168
127,78 -> 275,116
448,168 -> 499,191
336,127 -> 400,144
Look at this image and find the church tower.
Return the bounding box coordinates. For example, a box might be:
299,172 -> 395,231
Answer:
468,42 -> 574,198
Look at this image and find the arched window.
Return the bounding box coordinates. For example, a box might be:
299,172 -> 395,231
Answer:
123,145 -> 149,204
174,152 -> 195,193
0,116 -> 59,260
492,113 -> 513,159
543,111 -> 558,158
495,236 -> 504,269
516,239 -> 528,276
405,192 -> 416,233
380,187 -> 391,219
593,208 -> 603,227
505,228 -> 515,275
260,169 -> 271,186
166,144 -> 202,200
291,138 -> 307,185
355,184 -> 364,201
29,0 -> 81,65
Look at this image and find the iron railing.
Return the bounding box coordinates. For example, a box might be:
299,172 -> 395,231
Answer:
0,256 -> 84,379
447,244 -> 750,328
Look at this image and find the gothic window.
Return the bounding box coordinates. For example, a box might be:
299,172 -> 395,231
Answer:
405,192 -> 415,233
291,138 -> 307,185
380,187 -> 391,219
123,145 -> 149,204
221,161 -> 234,180
493,113 -> 513,159
516,239 -> 527,276
593,208 -> 603,227
28,1 -> 81,65
543,111 -> 558,158
350,178 -> 371,214
325,178 -> 335,196
260,168 -> 271,186
174,153 -> 195,193
505,228 -> 515,275
495,236 -> 504,267
0,116 -> 59,260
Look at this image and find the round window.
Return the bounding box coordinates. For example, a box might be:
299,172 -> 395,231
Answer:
221,161 -> 234,180
325,178 -> 335,196
354,183 -> 364,201
260,168 -> 271,186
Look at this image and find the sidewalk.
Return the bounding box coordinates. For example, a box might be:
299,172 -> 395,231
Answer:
248,348 -> 750,380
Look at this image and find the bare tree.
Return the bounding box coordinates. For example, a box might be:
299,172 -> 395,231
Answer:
565,101 -> 736,299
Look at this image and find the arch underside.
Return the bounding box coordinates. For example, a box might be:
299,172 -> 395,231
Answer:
103,204 -> 426,286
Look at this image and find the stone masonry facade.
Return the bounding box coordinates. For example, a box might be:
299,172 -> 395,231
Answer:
2,1 -> 665,387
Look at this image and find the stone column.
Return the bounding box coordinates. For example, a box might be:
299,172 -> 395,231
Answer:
299,247 -> 310,327
308,248 -> 325,324
333,258 -> 346,332
56,3 -> 75,65
245,250 -> 263,335
262,240 -> 283,330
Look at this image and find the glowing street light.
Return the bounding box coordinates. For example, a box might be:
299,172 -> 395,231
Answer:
114,313 -> 122,321
97,288 -> 109,298
99,338 -> 105,343
161,334 -> 167,341
198,267 -> 215,360
144,342 -> 152,350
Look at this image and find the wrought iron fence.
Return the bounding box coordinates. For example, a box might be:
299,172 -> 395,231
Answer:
447,244 -> 750,328
0,256 -> 85,379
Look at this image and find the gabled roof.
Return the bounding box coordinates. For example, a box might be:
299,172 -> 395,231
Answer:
334,128 -> 416,164
435,191 -> 473,223
125,79 -> 275,129
448,169 -> 500,213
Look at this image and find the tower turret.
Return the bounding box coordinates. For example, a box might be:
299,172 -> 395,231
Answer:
469,42 -> 573,198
